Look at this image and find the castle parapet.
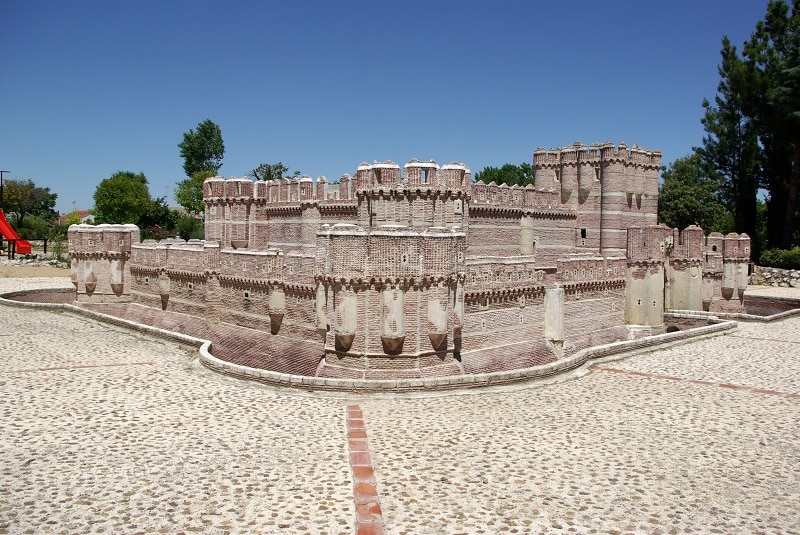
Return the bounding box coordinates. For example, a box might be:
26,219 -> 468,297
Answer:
404,159 -> 439,186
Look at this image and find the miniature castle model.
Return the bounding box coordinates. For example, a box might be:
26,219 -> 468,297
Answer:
68,142 -> 750,381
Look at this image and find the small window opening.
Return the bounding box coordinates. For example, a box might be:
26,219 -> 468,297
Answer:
580,228 -> 587,239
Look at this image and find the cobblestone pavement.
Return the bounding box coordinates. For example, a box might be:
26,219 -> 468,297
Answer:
1,279 -> 798,534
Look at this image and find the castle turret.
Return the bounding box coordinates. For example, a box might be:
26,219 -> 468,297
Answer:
625,225 -> 673,333
404,159 -> 439,186
203,176 -> 226,243
68,223 -> 140,302
598,142 -> 661,256
666,225 -> 704,311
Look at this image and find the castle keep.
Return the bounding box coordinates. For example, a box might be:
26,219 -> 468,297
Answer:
68,142 -> 751,382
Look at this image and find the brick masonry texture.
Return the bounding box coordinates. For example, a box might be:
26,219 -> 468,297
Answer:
65,142 -> 752,387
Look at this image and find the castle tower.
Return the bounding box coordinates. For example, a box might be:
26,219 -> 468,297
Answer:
666,225 -> 704,311
599,143 -> 661,256
203,176 -> 226,244
625,225 -> 673,334
224,177 -> 253,248
68,224 -> 140,303
315,223 -> 465,374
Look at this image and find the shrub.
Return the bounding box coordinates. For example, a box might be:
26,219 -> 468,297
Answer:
176,215 -> 202,241
759,248 -> 800,270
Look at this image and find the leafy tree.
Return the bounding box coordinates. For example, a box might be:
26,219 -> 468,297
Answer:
250,162 -> 301,181
743,0 -> 800,248
138,197 -> 180,239
175,169 -> 216,215
178,119 -> 225,177
176,213 -> 202,241
474,162 -> 535,186
696,36 -> 762,245
63,212 -> 83,226
1,178 -> 58,228
93,171 -> 152,224
658,154 -> 734,234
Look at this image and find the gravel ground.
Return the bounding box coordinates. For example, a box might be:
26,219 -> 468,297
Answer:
1,279 -> 798,534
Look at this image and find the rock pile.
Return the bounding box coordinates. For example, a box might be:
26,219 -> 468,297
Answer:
750,265 -> 800,287
0,254 -> 70,269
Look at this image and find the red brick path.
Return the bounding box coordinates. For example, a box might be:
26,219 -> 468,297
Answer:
598,367 -> 799,398
346,405 -> 384,535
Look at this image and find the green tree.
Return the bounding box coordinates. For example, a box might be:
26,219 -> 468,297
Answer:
250,162 -> 300,181
176,213 -> 202,241
696,36 -> 762,245
658,154 -> 734,234
743,0 -> 800,248
175,169 -> 216,215
474,163 -> 535,186
1,178 -> 58,228
93,171 -> 152,224
178,119 -> 225,177
138,197 -> 180,240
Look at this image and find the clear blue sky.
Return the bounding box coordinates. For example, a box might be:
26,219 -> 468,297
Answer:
1,0 -> 770,215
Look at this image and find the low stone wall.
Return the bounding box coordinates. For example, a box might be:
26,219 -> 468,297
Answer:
750,265 -> 800,287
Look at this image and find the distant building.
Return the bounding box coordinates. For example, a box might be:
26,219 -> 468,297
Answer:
59,210 -> 94,225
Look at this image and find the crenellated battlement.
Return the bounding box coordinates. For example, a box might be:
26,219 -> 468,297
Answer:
533,141 -> 662,169
470,181 -> 561,212
203,159 -> 474,209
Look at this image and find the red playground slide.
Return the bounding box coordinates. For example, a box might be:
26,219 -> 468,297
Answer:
0,209 -> 32,255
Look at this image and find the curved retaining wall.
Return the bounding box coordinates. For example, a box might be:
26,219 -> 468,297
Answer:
1,289 -> 741,393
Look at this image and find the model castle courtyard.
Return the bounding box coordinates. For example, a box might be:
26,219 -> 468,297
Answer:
68,141 -> 751,380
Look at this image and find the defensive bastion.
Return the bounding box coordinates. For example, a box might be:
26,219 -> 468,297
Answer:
67,141 -> 750,388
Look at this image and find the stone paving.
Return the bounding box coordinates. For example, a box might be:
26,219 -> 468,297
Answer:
0,278 -> 798,534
